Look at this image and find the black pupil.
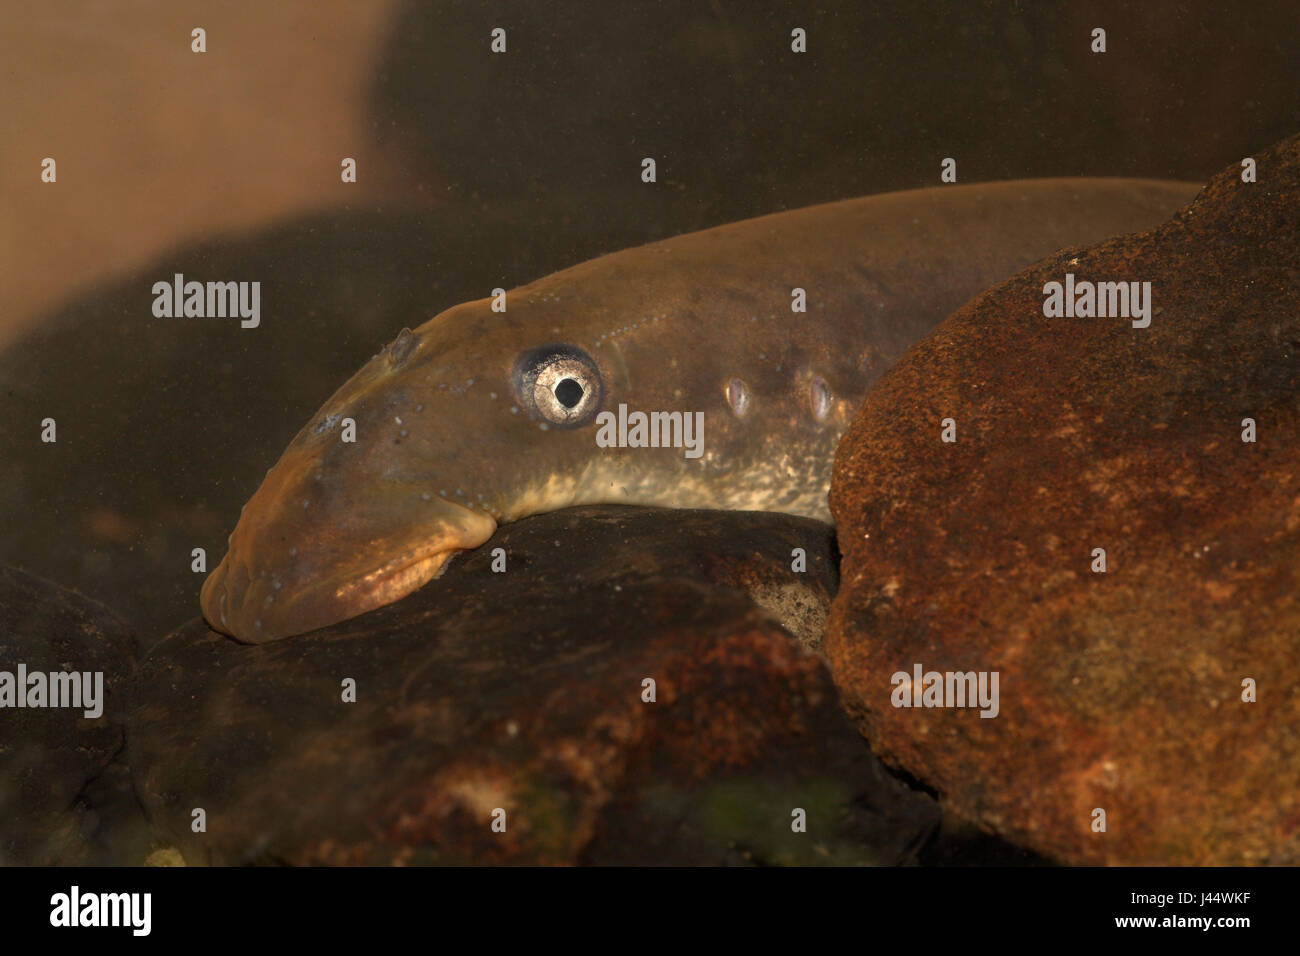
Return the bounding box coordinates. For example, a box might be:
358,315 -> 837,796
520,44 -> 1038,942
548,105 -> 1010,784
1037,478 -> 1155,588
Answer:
554,378 -> 584,409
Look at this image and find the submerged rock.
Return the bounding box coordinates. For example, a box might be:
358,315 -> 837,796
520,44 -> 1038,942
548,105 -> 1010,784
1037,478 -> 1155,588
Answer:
826,135 -> 1300,864
128,506 -> 939,865
0,566 -> 144,864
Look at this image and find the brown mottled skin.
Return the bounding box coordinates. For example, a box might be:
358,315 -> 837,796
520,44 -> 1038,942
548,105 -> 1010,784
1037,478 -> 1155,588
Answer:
201,179 -> 1198,642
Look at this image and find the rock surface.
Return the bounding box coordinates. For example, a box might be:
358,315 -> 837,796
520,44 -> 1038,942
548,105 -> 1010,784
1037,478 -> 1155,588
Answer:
0,566 -> 146,864
827,135 -> 1300,865
128,506 -> 943,865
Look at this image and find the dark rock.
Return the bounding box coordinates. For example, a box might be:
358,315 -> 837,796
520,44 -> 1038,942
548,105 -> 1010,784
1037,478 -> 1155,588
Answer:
128,506 -> 940,865
827,134 -> 1300,864
74,752 -> 158,866
0,566 -> 141,864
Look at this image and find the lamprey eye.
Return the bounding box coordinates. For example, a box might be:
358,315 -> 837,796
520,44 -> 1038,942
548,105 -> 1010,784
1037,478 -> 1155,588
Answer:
554,377 -> 584,408
513,344 -> 603,427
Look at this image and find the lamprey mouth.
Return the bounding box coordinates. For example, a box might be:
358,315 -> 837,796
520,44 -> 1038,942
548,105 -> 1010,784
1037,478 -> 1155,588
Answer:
201,498 -> 497,643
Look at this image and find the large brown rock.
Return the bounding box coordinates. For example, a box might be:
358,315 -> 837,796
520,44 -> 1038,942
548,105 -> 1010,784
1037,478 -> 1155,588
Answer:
128,506 -> 942,865
827,135 -> 1300,865
0,567 -> 146,864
